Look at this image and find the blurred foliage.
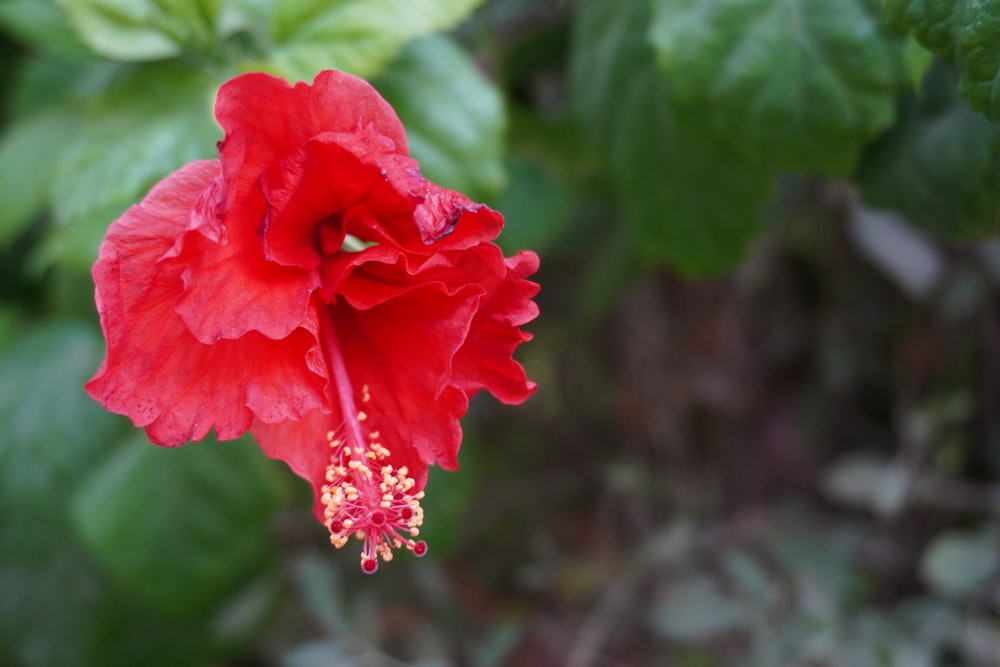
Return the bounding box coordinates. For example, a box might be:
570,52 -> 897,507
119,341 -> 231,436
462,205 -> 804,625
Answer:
1,0 -> 1000,666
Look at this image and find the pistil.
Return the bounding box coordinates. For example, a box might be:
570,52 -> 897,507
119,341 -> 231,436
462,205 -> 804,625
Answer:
318,311 -> 427,573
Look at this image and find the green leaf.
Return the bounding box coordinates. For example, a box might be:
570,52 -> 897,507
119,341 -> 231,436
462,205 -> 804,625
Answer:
904,35 -> 936,88
0,321 -> 274,665
919,525 -> 999,598
0,0 -> 91,57
72,432 -> 284,618
859,64 -> 1000,239
884,0 -> 1000,123
492,156 -> 579,255
373,36 -> 506,202
0,111 -> 80,244
263,0 -> 483,81
650,0 -> 909,173
571,0 -> 775,275
60,0 -> 221,61
0,322 -> 122,667
45,62 -> 221,270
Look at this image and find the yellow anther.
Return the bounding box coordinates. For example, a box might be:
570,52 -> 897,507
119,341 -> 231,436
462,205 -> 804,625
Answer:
357,411 -> 368,422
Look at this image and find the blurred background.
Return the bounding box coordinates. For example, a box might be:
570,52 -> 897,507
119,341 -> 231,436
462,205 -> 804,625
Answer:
1,0 -> 1000,665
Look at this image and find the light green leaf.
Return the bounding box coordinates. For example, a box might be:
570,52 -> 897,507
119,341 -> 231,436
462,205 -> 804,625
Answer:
0,0 -> 91,57
374,36 -> 506,202
60,0 -> 220,61
46,62 -> 221,270
904,35 -> 936,88
572,0 -> 775,275
884,0 -> 1000,123
264,0 -> 483,81
650,0 -> 909,173
0,111 -> 80,244
859,64 -> 1000,239
919,525 -> 999,598
72,432 -> 284,618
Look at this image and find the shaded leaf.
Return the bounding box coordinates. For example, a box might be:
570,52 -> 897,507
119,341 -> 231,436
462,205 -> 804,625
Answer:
650,0 -> 909,173
884,0 -> 1000,124
491,155 -> 579,255
571,0 -> 775,275
72,432 -> 284,618
859,63 -> 1000,239
374,35 -> 506,202
0,322 -> 122,667
264,0 -> 483,81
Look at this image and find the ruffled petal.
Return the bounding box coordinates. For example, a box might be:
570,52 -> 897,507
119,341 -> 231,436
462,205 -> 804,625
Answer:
332,244 -> 538,405
450,249 -> 540,404
331,284 -> 481,470
173,226 -> 319,343
258,129 -> 423,271
215,70 -> 407,221
87,162 -> 329,446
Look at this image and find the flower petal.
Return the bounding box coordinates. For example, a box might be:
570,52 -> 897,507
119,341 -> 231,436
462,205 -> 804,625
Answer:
333,243 -> 538,405
215,70 -> 408,220
87,162 -> 329,446
450,249 -> 540,404
331,283 -> 482,470
258,129 -> 423,270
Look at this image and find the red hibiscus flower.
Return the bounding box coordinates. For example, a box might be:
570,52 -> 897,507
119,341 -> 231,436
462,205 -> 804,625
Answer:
86,70 -> 539,573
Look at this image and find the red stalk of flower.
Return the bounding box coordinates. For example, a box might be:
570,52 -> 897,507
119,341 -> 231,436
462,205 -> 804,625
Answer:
86,70 -> 539,572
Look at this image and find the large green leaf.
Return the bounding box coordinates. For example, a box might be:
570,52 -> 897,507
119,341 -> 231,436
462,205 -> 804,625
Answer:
0,322 -> 122,667
884,0 -> 1000,124
650,0 -> 909,174
59,0 -> 221,60
859,63 -> 1000,239
73,432 -> 285,618
571,0 -> 775,275
374,36 -> 506,202
45,62 -> 221,270
0,111 -> 79,244
263,0 -> 483,81
0,0 -> 91,57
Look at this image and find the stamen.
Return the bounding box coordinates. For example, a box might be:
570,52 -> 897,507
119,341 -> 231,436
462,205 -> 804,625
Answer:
322,432 -> 428,571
